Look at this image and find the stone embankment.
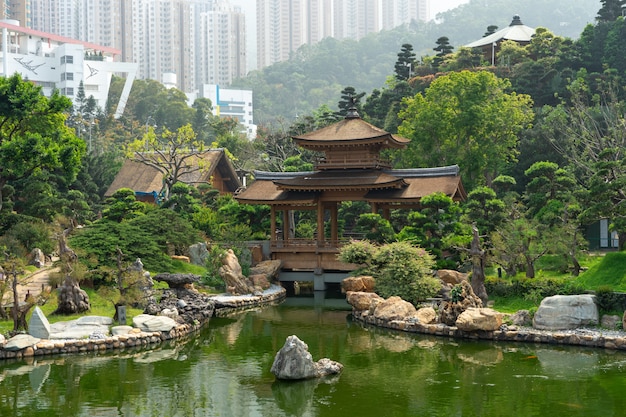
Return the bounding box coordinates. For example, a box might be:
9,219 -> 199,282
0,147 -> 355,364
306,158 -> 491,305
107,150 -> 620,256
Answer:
353,308 -> 626,350
0,285 -> 287,361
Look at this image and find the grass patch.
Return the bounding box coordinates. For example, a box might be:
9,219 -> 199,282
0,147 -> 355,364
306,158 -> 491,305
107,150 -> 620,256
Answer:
0,288 -> 144,336
575,252 -> 626,291
489,295 -> 536,313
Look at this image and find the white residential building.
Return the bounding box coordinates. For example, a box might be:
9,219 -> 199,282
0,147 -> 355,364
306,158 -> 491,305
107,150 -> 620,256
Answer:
197,1 -> 246,87
0,19 -> 137,118
190,84 -> 256,139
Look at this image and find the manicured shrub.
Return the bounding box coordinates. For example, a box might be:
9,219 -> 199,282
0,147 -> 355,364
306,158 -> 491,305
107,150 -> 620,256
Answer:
340,240 -> 439,305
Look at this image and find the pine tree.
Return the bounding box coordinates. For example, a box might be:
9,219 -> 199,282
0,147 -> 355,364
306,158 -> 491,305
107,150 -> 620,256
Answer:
597,0 -> 626,22
394,43 -> 416,81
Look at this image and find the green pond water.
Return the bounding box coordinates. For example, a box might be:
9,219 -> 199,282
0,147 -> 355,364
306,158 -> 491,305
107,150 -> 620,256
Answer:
2,294 -> 626,417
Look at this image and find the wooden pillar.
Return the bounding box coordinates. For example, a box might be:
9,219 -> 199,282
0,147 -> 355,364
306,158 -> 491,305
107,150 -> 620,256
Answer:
382,206 -> 390,221
283,209 -> 290,243
330,202 -> 338,244
270,206 -> 277,243
371,202 -> 378,214
317,199 -> 325,246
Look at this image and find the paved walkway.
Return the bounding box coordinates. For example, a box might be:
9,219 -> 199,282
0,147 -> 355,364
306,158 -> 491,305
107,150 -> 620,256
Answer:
2,263 -> 57,304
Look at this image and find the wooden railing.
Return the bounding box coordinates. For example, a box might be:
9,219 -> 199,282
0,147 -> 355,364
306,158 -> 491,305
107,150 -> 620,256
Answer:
270,233 -> 365,250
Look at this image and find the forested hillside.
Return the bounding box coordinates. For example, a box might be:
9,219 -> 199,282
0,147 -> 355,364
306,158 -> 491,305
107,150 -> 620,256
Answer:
231,0 -> 600,124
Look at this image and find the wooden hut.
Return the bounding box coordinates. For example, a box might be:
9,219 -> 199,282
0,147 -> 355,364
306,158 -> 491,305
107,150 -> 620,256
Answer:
105,149 -> 241,203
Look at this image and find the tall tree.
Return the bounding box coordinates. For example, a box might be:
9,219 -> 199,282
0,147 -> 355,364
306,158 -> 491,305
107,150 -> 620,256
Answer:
125,124 -> 207,200
433,36 -> 454,70
597,0 -> 626,22
336,86 -> 365,117
397,70 -> 534,190
0,74 -> 85,213
543,78 -> 626,248
394,43 -> 416,81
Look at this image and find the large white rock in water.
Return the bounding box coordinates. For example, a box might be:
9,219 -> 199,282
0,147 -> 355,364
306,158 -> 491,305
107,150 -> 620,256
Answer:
29,306 -> 51,339
271,335 -> 343,380
533,294 -> 599,330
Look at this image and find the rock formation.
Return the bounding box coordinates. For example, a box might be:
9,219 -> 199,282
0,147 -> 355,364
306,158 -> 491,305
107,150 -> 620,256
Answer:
533,294 -> 599,330
437,270 -> 467,285
372,296 -> 417,321
146,273 -> 215,324
346,291 -> 382,311
455,308 -> 502,331
219,249 -> 257,295
54,276 -> 90,315
342,276 -> 376,293
439,280 -> 483,326
271,335 -> 343,380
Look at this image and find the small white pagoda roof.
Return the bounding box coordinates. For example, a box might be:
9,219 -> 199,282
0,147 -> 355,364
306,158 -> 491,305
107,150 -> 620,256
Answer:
465,15 -> 535,48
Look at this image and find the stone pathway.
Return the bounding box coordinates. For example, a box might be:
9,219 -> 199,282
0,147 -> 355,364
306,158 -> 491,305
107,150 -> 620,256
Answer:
2,263 -> 57,305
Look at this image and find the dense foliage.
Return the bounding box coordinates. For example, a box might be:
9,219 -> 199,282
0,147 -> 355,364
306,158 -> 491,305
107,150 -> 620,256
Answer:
339,240 -> 440,304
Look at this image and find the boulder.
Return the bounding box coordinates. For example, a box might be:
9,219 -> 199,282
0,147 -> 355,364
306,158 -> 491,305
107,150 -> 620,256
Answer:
153,273 -> 201,289
415,307 -> 437,324
249,274 -> 271,290
373,296 -> 417,321
437,269 -> 468,285
219,249 -> 256,295
54,276 -> 90,314
270,335 -> 343,380
509,310 -> 532,326
49,316 -> 112,339
5,334 -> 41,351
249,260 -> 282,281
601,314 -> 622,330
160,308 -> 179,320
439,280 -> 483,326
189,242 -> 210,266
29,306 -> 51,339
342,276 -> 376,293
111,325 -> 134,336
346,291 -> 383,311
75,316 -> 113,326
533,294 -> 599,330
133,314 -> 178,332
29,248 -> 46,268
456,308 -> 502,331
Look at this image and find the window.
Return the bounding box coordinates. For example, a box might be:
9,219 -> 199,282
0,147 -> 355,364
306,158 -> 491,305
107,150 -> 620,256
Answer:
60,55 -> 74,64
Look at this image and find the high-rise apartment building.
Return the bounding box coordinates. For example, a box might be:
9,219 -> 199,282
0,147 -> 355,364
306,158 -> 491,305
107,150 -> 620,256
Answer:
257,0 -> 333,69
19,0 -> 245,94
332,0 -> 379,40
198,1 -> 246,87
381,0 -> 429,30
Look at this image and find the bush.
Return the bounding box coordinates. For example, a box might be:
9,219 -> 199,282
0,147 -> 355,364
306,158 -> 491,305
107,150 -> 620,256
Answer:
4,221 -> 55,255
69,220 -> 173,272
340,240 -> 439,305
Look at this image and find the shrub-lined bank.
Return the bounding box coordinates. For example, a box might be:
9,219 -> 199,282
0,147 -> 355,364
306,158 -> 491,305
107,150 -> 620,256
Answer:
0,285 -> 286,361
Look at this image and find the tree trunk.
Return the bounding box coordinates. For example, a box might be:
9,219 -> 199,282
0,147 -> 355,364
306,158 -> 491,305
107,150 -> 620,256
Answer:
469,226 -> 488,305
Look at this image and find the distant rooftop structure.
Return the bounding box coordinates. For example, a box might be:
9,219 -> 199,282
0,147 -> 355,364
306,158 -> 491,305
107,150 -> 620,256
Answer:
466,15 -> 536,48
465,15 -> 536,65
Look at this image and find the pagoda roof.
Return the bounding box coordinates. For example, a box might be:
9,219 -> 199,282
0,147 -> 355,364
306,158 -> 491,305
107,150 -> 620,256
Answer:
292,115 -> 409,149
465,15 -> 535,48
235,165 -> 466,205
273,170 -> 406,191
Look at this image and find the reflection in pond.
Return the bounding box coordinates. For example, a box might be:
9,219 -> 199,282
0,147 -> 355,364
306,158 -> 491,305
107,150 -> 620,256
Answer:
2,296 -> 626,416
